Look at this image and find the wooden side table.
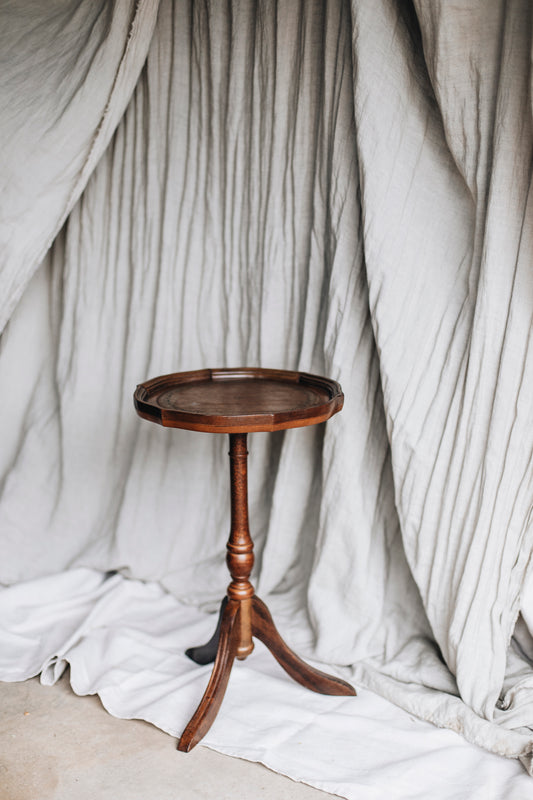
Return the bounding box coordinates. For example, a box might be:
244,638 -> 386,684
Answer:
134,367 -> 356,751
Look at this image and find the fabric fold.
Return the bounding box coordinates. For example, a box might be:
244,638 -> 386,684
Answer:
0,0 -> 160,332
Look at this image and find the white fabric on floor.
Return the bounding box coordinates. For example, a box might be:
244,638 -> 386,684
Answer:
2,0 -> 533,793
1,568 -> 532,800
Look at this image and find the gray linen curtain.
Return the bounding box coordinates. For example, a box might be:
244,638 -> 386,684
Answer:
2,0 -> 533,777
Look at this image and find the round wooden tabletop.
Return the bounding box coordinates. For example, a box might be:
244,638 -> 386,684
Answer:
134,368 -> 343,433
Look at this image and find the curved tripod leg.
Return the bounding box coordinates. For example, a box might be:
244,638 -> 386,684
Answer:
251,596 -> 356,696
186,597 -> 228,665
178,598 -> 240,752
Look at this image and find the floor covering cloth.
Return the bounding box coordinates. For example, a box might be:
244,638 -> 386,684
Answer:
2,568 -> 533,800
2,0 -> 533,794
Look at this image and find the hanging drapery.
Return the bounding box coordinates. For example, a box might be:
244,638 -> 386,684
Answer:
0,0 -> 159,332
1,0 -> 533,794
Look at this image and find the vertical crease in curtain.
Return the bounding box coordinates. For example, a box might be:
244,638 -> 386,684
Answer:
0,0 -> 160,333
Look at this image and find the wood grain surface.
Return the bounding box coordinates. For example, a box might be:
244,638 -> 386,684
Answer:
134,367 -> 343,433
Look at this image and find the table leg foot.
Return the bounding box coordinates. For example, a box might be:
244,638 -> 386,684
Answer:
178,598 -> 240,752
251,596 -> 356,697
186,597 -> 228,665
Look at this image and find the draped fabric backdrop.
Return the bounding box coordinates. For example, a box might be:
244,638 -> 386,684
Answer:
2,0 -> 533,793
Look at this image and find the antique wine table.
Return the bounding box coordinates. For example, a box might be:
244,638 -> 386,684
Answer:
133,367 -> 356,751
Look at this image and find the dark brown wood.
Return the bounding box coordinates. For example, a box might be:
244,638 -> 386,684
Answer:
179,583 -> 356,751
185,597 -> 228,665
226,433 -> 254,660
134,367 -> 343,433
178,598 -> 241,752
251,596 -> 356,696
134,367 -> 355,752
176,428 -> 355,751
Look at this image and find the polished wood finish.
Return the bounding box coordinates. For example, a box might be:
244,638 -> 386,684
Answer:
251,596 -> 355,695
185,593 -> 357,696
178,598 -> 241,753
133,368 -> 355,752
178,430 -> 355,751
134,367 -> 343,433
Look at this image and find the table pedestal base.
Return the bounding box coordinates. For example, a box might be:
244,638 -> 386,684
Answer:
177,431 -> 355,752
179,593 -> 356,752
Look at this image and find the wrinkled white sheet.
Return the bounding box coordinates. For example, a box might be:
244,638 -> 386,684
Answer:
2,568 -> 532,800
1,0 -> 533,792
